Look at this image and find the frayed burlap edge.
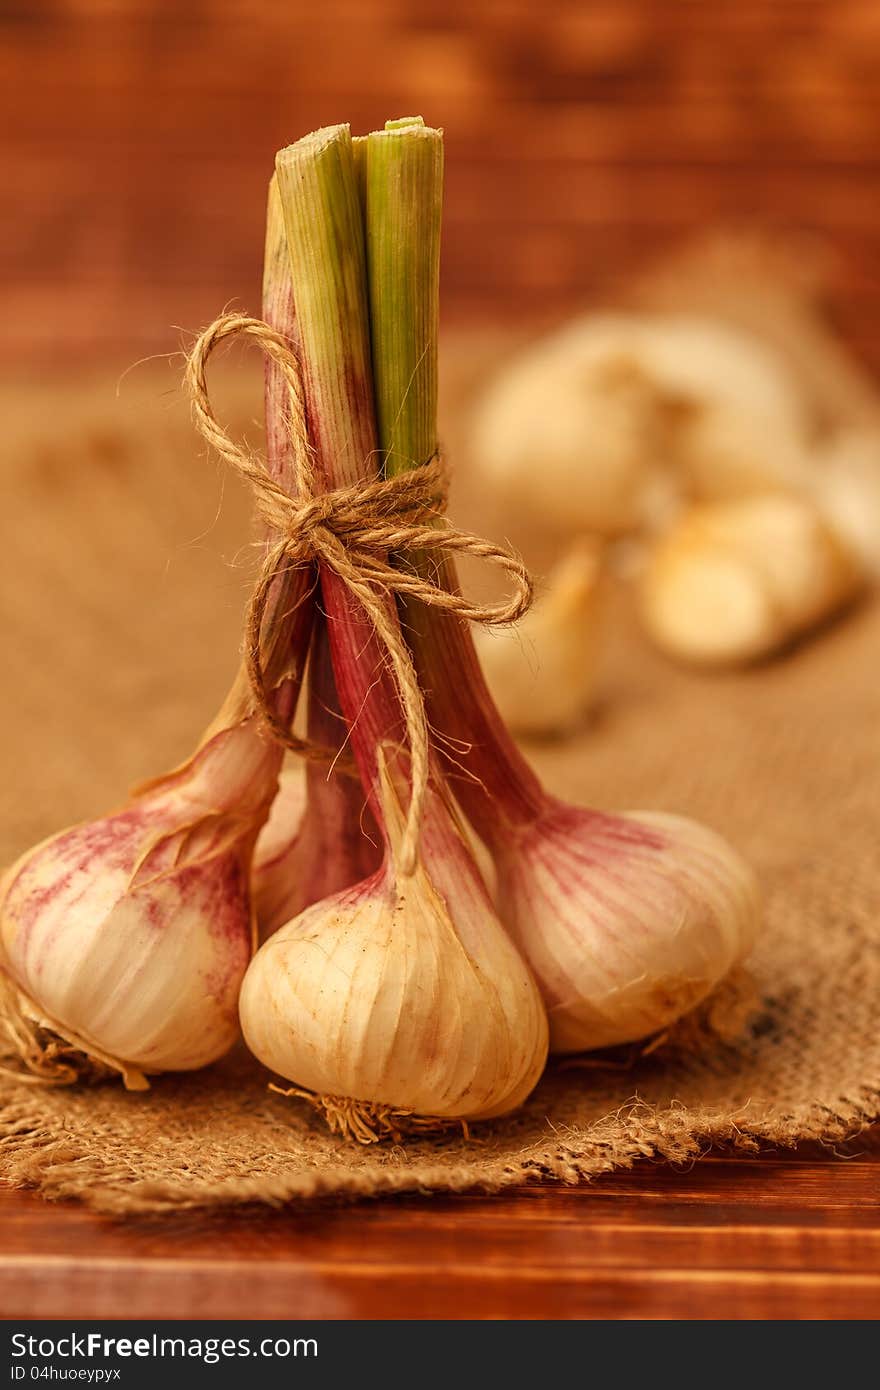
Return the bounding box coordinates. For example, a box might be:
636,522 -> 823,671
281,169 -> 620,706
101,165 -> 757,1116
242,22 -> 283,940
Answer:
1,964 -> 877,1217
1,1080 -> 877,1217
2,362 -> 880,1218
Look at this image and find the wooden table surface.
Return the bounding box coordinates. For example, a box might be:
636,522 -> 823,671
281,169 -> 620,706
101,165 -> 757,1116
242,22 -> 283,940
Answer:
2,1128 -> 878,1321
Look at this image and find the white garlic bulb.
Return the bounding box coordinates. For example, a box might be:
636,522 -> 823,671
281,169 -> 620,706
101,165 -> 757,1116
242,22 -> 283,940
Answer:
473,540 -> 602,737
0,720 -> 277,1085
493,803 -> 759,1053
240,775 -> 548,1124
640,493 -> 864,665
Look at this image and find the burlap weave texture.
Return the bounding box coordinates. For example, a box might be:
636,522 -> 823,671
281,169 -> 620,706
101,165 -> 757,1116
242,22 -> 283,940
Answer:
0,364 -> 876,1213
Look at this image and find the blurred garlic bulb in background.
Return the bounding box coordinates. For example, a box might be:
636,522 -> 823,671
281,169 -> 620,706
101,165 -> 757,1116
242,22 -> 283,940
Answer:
810,428 -> 880,579
629,313 -> 813,501
474,540 -> 602,737
640,493 -> 865,666
253,764 -> 307,870
471,322 -> 666,535
471,312 -> 812,539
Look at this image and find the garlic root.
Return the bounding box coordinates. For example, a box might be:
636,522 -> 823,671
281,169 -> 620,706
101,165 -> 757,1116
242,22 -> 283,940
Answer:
0,972 -> 137,1088
271,1085 -> 469,1145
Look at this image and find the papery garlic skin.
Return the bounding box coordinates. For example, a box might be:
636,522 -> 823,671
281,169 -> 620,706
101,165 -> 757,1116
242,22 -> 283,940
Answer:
240,799 -> 548,1121
0,721 -> 275,1076
474,540 -> 602,738
252,750 -> 381,939
493,804 -> 759,1053
253,764 -> 308,873
640,493 -> 864,665
251,764 -> 309,934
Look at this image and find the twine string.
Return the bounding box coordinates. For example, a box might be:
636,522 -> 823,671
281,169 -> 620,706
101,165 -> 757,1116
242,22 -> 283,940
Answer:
185,312 -> 533,872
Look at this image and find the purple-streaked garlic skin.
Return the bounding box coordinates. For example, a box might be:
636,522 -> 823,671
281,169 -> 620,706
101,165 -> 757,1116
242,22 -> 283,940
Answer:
0,720 -> 280,1074
493,800 -> 759,1053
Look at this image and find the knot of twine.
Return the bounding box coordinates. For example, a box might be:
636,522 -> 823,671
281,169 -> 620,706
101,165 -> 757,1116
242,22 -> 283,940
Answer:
185,313 -> 533,872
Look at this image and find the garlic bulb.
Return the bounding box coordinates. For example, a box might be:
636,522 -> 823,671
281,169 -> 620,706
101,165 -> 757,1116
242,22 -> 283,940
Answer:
471,323 -> 664,535
470,312 -> 811,537
640,493 -> 864,665
0,714 -> 279,1086
630,313 -> 812,501
473,540 -> 602,737
810,428 -> 880,579
404,556 -> 761,1057
240,770 -> 548,1127
494,803 -> 758,1053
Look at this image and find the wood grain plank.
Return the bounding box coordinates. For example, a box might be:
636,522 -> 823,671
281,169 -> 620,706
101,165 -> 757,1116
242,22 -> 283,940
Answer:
1,1128 -> 878,1319
3,0 -> 880,364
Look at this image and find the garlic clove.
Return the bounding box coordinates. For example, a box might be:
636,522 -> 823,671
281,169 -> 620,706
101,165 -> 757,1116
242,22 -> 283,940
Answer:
810,427 -> 880,579
470,311 -> 812,540
253,763 -> 307,873
0,719 -> 277,1079
493,803 -> 759,1054
473,540 -> 602,737
640,493 -> 865,665
251,770 -> 381,939
240,777 -> 548,1124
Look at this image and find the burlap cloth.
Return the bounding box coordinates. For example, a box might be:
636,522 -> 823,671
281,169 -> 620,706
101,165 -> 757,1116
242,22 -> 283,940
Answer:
0,348 -> 877,1215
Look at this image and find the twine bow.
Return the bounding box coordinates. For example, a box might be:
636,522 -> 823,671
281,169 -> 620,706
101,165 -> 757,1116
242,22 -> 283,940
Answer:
185,313 -> 533,872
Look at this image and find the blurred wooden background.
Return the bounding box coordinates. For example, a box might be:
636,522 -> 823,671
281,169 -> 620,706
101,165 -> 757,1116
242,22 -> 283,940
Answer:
2,0 -> 880,366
